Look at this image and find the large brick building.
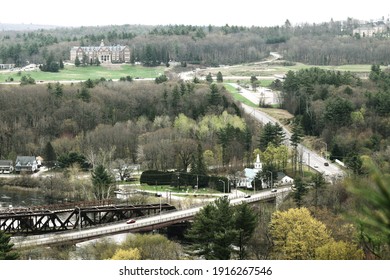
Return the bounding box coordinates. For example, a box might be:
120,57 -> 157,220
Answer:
70,40 -> 130,64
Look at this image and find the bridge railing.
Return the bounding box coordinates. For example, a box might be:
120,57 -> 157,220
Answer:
13,190 -> 289,248
14,207 -> 201,248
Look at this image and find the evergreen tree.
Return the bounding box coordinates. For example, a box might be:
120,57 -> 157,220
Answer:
347,158 -> 390,258
59,59 -> 64,69
206,72 -> 213,83
0,230 -> 18,260
209,83 -> 221,106
311,172 -> 326,207
91,164 -> 114,200
217,71 -> 223,82
250,75 -> 258,91
43,141 -> 57,169
191,143 -> 208,175
259,122 -> 285,151
75,56 -> 81,67
292,176 -> 307,208
186,196 -> 237,259
53,82 -> 63,97
234,202 -> 258,259
290,122 -> 304,175
84,78 -> 95,88
79,87 -> 91,102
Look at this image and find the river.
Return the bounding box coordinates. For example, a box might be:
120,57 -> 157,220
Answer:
0,186 -> 51,210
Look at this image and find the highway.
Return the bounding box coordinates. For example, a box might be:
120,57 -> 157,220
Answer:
234,84 -> 345,181
12,187 -> 290,249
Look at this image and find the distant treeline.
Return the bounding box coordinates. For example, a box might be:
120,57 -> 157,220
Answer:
2,19 -> 390,67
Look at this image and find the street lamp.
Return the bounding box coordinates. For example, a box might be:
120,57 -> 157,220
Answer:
266,171 -> 273,189
159,195 -> 162,220
218,179 -> 225,194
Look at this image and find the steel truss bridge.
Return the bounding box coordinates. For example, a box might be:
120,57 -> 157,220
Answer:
0,201 -> 176,235
11,189 -> 291,249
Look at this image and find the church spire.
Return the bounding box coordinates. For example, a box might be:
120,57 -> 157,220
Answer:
254,153 -> 262,170
100,39 -> 105,47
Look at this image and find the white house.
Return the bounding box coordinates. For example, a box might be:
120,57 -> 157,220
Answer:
278,174 -> 294,186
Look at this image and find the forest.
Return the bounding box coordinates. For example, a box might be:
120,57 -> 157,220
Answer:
0,80 -> 258,173
1,19 -> 390,260
2,18 -> 390,67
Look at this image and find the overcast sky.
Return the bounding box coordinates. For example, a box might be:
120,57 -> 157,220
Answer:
1,0 -> 389,27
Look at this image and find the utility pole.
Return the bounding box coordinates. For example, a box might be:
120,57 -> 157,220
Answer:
267,170 -> 273,189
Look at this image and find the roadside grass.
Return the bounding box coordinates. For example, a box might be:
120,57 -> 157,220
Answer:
131,183 -> 219,195
0,64 -> 166,82
223,83 -> 257,107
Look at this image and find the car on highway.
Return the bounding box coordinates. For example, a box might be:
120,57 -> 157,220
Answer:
244,194 -> 251,198
314,165 -> 319,168
126,219 -> 136,224
271,189 -> 277,193
324,162 -> 329,166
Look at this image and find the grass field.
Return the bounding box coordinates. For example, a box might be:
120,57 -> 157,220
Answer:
0,64 -> 166,82
0,59 -> 372,84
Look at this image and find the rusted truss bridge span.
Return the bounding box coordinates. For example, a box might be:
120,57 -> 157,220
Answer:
0,201 -> 176,235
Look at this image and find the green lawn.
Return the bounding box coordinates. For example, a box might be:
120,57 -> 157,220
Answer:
0,64 -> 166,82
267,62 -> 372,75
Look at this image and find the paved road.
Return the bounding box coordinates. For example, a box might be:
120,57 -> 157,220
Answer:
12,187 -> 290,248
238,94 -> 345,181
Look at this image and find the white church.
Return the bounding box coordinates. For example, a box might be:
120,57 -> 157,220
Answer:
236,154 -> 294,189
237,154 -> 263,189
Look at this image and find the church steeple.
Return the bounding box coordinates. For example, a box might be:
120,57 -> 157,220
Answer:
100,39 -> 105,47
254,153 -> 262,170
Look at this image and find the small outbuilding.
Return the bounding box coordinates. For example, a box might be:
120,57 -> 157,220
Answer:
0,160 -> 14,173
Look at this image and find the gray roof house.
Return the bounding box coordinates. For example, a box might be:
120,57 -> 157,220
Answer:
14,156 -> 38,173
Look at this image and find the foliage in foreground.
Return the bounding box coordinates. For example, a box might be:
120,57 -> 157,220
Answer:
269,207 -> 363,260
185,196 -> 257,260
0,230 -> 19,260
346,157 -> 390,259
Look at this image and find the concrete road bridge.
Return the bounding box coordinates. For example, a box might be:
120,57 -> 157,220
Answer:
12,187 -> 290,249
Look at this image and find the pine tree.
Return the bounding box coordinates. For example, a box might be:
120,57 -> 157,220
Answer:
191,143 -> 208,175
186,196 -> 237,259
217,71 -> 223,82
290,122 -> 304,174
292,176 -> 307,208
0,230 -> 18,260
91,164 -> 114,200
259,122 -> 286,151
75,56 -> 81,67
206,72 -> 213,83
43,141 -> 57,169
234,202 -> 258,259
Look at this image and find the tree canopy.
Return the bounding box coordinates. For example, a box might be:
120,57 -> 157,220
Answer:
186,197 -> 257,260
